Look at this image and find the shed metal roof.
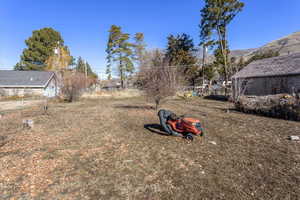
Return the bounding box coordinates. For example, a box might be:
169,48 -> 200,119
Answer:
0,70 -> 55,88
232,53 -> 300,79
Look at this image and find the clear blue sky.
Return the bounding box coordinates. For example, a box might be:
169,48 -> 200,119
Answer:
1,0 -> 300,77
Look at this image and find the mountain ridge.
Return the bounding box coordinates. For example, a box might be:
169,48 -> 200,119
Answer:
231,31 -> 300,60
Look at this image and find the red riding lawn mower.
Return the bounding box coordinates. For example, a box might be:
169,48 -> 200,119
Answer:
158,109 -> 204,141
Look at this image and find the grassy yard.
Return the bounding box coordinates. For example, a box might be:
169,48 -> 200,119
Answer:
0,97 -> 299,199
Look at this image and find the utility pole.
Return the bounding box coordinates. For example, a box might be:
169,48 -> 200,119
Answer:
85,61 -> 88,88
202,45 -> 207,89
85,61 -> 88,78
54,41 -> 60,71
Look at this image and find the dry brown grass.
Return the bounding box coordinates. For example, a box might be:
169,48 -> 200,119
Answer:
0,95 -> 34,102
0,97 -> 299,199
82,89 -> 142,99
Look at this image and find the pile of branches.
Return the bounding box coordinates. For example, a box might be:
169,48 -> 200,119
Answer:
235,94 -> 300,121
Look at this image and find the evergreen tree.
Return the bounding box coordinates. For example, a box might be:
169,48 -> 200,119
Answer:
204,63 -> 217,84
75,57 -> 86,73
166,34 -> 196,66
69,57 -> 77,69
14,63 -> 23,71
105,25 -> 134,88
106,29 -> 113,80
133,33 -> 146,66
86,62 -> 98,79
165,33 -> 198,86
200,0 -> 244,87
213,42 -> 230,78
15,27 -> 67,70
229,56 -> 237,76
75,57 -> 97,78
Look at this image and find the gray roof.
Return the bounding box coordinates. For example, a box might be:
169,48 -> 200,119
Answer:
0,70 -> 55,88
232,53 -> 300,79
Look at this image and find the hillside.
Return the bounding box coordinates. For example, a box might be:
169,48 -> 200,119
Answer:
192,31 -> 300,64
232,31 -> 300,60
230,48 -> 257,58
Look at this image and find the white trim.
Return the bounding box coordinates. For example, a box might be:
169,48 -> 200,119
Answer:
43,73 -> 55,88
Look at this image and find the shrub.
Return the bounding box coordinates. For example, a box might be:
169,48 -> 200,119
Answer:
60,72 -> 87,102
140,65 -> 178,110
235,94 -> 300,121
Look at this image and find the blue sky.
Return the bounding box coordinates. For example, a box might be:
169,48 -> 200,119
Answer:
1,0 -> 300,77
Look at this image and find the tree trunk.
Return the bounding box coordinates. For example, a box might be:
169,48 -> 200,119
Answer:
224,27 -> 229,96
217,26 -> 229,96
119,53 -> 124,89
192,78 -> 195,90
202,44 -> 206,89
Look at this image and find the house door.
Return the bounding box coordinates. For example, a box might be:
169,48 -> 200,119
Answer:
44,85 -> 56,97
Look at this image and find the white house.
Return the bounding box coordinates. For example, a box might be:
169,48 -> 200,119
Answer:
0,70 -> 58,97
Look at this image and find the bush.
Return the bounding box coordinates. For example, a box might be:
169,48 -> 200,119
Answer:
60,72 -> 87,102
140,65 -> 178,110
235,94 -> 300,121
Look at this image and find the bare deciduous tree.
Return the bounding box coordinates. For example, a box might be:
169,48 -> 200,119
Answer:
60,72 -> 88,102
140,65 -> 178,110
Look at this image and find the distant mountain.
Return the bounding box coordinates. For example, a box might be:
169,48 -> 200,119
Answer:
196,31 -> 300,64
230,48 -> 257,58
198,48 -> 258,64
231,31 -> 300,60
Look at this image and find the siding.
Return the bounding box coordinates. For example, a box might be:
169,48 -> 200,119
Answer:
43,77 -> 57,97
287,76 -> 300,93
0,88 -> 44,96
232,74 -> 300,98
0,76 -> 58,97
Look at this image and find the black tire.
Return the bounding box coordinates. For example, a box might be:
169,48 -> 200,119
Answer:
186,133 -> 194,141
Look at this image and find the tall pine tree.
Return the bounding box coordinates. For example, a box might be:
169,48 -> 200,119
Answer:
133,33 -> 146,66
75,57 -> 86,73
15,27 -> 68,70
105,25 -> 134,88
166,34 -> 197,67
200,0 -> 244,87
75,57 -> 97,78
165,33 -> 198,86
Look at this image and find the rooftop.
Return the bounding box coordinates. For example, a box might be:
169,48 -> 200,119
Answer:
232,53 -> 300,79
0,70 -> 55,88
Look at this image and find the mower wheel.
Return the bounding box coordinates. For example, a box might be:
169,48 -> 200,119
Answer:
186,133 -> 194,141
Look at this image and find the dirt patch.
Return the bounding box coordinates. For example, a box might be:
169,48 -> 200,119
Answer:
0,100 -> 45,112
0,97 -> 299,199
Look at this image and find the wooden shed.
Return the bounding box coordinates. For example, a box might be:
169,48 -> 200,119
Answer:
232,53 -> 300,100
